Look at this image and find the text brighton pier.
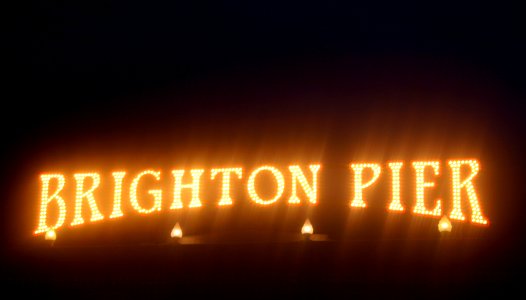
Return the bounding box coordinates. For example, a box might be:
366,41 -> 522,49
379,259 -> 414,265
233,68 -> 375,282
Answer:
35,159 -> 489,235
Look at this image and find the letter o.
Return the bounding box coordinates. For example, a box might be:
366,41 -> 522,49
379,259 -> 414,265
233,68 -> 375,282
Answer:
247,166 -> 285,205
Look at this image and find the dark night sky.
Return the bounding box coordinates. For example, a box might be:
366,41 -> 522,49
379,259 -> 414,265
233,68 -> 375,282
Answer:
4,1 -> 526,297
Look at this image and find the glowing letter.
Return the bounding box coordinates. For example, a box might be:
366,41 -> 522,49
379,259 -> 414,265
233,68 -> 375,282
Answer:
130,170 -> 162,214
387,162 -> 404,212
247,166 -> 285,205
350,163 -> 381,208
171,169 -> 205,209
288,164 -> 321,204
211,168 -> 243,206
35,174 -> 67,234
448,159 -> 488,225
71,173 -> 104,226
412,161 -> 441,216
110,171 -> 126,219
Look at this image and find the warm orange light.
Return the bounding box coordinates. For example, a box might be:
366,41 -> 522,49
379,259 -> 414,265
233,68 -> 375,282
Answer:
109,171 -> 126,219
45,229 -> 57,241
350,163 -> 381,208
301,218 -> 314,235
247,166 -> 285,205
35,174 -> 67,235
412,161 -> 441,217
130,170 -> 162,214
171,222 -> 183,239
171,169 -> 205,209
387,162 -> 404,212
438,215 -> 452,232
288,164 -> 321,204
211,168 -> 243,206
448,160 -> 488,225
71,173 -> 104,226
33,159 -> 491,236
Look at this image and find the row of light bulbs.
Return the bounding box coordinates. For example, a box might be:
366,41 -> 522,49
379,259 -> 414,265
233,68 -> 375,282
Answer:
44,216 -> 453,243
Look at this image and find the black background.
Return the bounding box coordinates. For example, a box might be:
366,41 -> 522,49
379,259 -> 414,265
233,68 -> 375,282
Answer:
4,1 -> 525,297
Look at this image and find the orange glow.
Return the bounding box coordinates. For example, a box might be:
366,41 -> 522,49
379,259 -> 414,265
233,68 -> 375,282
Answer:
171,169 -> 205,209
349,163 -> 381,208
71,173 -> 104,226
412,161 -> 441,217
130,170 -> 162,214
45,229 -> 57,241
35,174 -> 67,235
109,171 -> 126,219
33,160 -> 490,236
211,168 -> 243,206
171,222 -> 183,238
301,218 -> 314,235
448,159 -> 488,225
247,166 -> 285,205
288,164 -> 321,204
387,162 -> 404,212
438,215 -> 452,232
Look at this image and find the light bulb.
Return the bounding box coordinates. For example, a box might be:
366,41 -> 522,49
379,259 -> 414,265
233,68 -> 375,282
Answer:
301,219 -> 314,236
438,215 -> 452,233
45,229 -> 56,241
171,222 -> 183,239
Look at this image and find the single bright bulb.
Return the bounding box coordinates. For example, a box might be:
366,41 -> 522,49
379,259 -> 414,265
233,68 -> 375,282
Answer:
438,215 -> 452,233
171,222 -> 183,239
45,229 -> 56,241
301,219 -> 314,236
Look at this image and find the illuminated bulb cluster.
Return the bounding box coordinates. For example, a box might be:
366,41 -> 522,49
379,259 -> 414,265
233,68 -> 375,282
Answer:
35,174 -> 66,234
130,170 -> 162,214
448,160 -> 488,225
109,171 -> 126,219
247,166 -> 285,205
350,163 -> 381,208
288,164 -> 321,204
387,162 -> 404,212
33,160 -> 491,236
211,168 -> 243,206
71,173 -> 104,226
412,161 -> 441,217
171,169 -> 204,209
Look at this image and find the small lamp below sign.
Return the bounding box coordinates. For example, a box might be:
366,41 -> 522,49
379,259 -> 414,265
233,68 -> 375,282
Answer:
438,215 -> 452,233
45,229 -> 56,246
301,218 -> 314,240
171,222 -> 183,240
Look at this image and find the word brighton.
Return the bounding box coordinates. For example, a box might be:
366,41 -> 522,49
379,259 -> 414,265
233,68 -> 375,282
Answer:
35,159 -> 488,234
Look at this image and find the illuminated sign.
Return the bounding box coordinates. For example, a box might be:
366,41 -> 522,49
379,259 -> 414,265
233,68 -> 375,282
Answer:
34,159 -> 488,235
